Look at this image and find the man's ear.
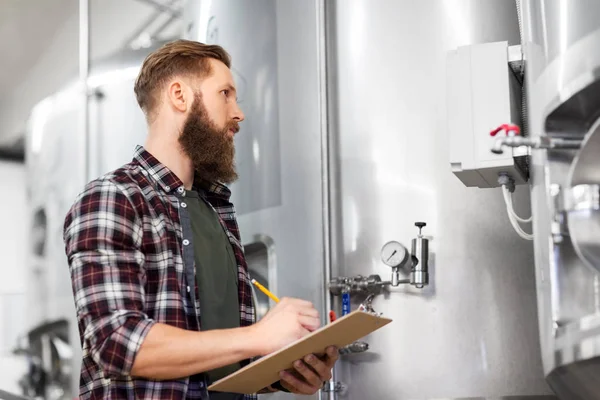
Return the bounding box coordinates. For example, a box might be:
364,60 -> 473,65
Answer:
166,80 -> 189,113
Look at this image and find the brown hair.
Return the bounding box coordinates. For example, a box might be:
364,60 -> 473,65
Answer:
134,39 -> 231,119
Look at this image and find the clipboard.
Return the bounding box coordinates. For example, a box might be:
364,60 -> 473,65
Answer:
208,310 -> 393,394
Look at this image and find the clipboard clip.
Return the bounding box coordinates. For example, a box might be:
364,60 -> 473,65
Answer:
358,294 -> 382,317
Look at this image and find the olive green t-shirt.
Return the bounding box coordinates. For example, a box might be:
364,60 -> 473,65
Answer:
186,189 -> 242,393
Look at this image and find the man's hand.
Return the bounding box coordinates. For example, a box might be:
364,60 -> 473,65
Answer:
278,346 -> 339,395
251,297 -> 321,356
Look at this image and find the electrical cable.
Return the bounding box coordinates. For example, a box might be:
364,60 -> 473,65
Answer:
501,185 -> 533,240
503,186 -> 533,223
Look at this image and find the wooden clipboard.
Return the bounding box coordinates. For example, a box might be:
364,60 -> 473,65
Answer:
208,310 -> 392,394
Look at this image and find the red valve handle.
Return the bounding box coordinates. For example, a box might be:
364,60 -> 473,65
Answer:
329,310 -> 337,322
490,123 -> 521,137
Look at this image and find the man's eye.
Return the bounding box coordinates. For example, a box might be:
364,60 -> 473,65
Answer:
222,89 -> 229,96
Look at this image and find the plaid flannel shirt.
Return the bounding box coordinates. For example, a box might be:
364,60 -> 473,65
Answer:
63,145 -> 257,399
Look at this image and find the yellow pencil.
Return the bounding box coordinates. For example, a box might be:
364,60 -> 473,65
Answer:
251,279 -> 280,303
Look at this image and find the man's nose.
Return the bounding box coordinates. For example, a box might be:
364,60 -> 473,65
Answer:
232,103 -> 245,122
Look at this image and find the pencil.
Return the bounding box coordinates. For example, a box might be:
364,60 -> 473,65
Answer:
251,279 -> 280,303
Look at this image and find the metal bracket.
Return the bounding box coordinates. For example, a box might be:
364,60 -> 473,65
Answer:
321,381 -> 346,393
339,341 -> 369,355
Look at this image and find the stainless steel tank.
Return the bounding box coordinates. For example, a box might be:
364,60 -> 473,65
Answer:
327,1 -> 553,398
521,1 -> 600,398
183,0 -> 329,327
184,0 -> 555,399
23,42 -> 168,398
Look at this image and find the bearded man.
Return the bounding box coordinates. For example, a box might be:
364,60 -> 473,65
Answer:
63,39 -> 338,400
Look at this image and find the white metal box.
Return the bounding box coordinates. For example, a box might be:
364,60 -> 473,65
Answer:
447,41 -> 526,188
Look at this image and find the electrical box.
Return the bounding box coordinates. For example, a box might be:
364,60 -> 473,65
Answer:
447,41 -> 527,188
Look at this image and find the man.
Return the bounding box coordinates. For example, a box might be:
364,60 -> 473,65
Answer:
63,39 -> 338,399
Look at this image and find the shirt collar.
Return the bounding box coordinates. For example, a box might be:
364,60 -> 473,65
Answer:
193,175 -> 232,201
133,145 -> 183,194
133,145 -> 232,201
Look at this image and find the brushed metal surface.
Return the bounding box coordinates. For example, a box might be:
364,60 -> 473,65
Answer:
89,67 -> 146,178
522,0 -> 600,75
25,83 -> 83,400
567,124 -> 600,275
184,0 -> 283,215
570,125 -> 600,186
329,0 -> 553,398
522,1 -> 600,398
24,46 -> 165,397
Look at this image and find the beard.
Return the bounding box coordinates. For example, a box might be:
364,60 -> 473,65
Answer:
178,93 -> 240,184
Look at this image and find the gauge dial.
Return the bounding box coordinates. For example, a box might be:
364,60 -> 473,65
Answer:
381,241 -> 408,267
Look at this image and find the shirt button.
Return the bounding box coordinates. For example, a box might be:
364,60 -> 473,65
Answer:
165,185 -> 171,191
181,202 -> 187,208
183,239 -> 190,246
187,286 -> 191,293
178,187 -> 185,195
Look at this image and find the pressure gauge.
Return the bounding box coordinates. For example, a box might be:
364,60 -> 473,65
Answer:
381,241 -> 408,267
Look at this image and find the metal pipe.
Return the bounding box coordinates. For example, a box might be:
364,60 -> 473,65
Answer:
546,138 -> 583,149
124,0 -> 180,47
391,278 -> 411,286
134,0 -> 181,18
150,13 -> 179,40
125,5 -> 171,48
78,0 -> 90,395
316,0 -> 338,398
316,0 -> 330,329
491,135 -> 582,154
79,0 -> 90,182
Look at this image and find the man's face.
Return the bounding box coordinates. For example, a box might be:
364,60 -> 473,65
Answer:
178,59 -> 244,184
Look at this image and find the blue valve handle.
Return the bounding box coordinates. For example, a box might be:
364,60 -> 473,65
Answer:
342,291 -> 351,316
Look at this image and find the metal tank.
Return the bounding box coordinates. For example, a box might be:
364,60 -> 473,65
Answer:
23,42 -> 168,398
25,73 -> 87,400
183,0 -> 328,331
520,1 -> 600,398
183,2 -> 330,399
327,1 -> 553,399
185,1 -> 555,399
